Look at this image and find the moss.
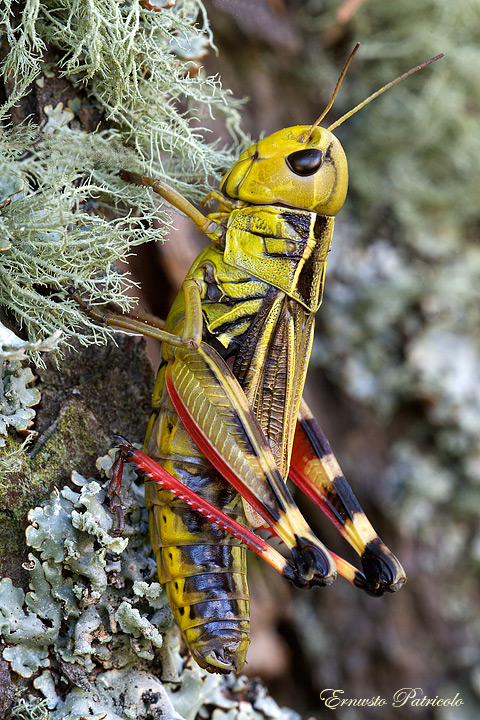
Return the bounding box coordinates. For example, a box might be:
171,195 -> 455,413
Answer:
0,437 -> 34,586
31,399 -> 108,485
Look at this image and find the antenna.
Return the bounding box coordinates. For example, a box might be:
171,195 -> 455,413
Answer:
299,43 -> 361,143
327,53 -> 444,132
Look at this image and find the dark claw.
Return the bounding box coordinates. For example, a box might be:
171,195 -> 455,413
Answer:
359,539 -> 407,596
289,536 -> 337,589
110,501 -> 125,537
113,434 -> 135,459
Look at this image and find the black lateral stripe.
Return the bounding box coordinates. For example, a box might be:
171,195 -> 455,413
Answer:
300,416 -> 364,516
204,286 -> 267,306
300,415 -> 332,458
281,210 -> 312,240
313,214 -> 331,240
217,276 -> 266,287
248,228 -> 303,243
264,251 -> 304,259
209,314 -> 257,335
296,243 -> 318,305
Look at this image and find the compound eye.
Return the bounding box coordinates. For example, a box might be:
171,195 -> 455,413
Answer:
286,148 -> 324,176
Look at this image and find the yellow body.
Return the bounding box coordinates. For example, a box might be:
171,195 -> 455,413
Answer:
143,124 -> 347,673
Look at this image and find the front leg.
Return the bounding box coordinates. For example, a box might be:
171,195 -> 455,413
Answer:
68,281 -> 200,350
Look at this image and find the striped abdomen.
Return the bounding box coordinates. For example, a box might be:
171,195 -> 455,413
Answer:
145,205 -> 330,673
145,375 -> 250,674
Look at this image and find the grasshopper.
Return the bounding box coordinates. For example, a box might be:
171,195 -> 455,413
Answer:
72,45 -> 442,674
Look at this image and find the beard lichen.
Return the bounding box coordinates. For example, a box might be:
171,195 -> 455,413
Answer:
0,0 -> 247,465
0,0 -> 246,352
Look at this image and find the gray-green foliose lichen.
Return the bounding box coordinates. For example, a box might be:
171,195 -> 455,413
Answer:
1,324 -> 62,449
0,452 -> 300,720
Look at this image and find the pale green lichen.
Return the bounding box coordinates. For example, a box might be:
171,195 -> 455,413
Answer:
0,579 -> 52,677
0,361 -> 39,442
0,324 -> 62,361
1,453 -> 299,720
0,456 -> 159,674
0,1 -> 245,168
0,322 -> 61,448
42,103 -> 75,134
0,316 -> 58,456
0,0 -> 246,355
8,698 -> 54,720
33,673 -> 58,712
0,125 -> 167,352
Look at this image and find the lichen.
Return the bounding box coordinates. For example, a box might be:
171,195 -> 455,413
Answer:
1,457 -> 154,672
0,453 -> 168,693
1,452 -> 300,720
0,361 -> 39,441
0,324 -> 61,452
0,125 -> 168,354
0,0 -> 246,354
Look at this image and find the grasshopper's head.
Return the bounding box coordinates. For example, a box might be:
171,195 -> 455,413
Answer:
220,46 -> 443,218
220,126 -> 348,217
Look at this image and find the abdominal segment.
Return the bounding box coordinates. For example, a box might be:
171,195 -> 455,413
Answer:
145,387 -> 250,674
